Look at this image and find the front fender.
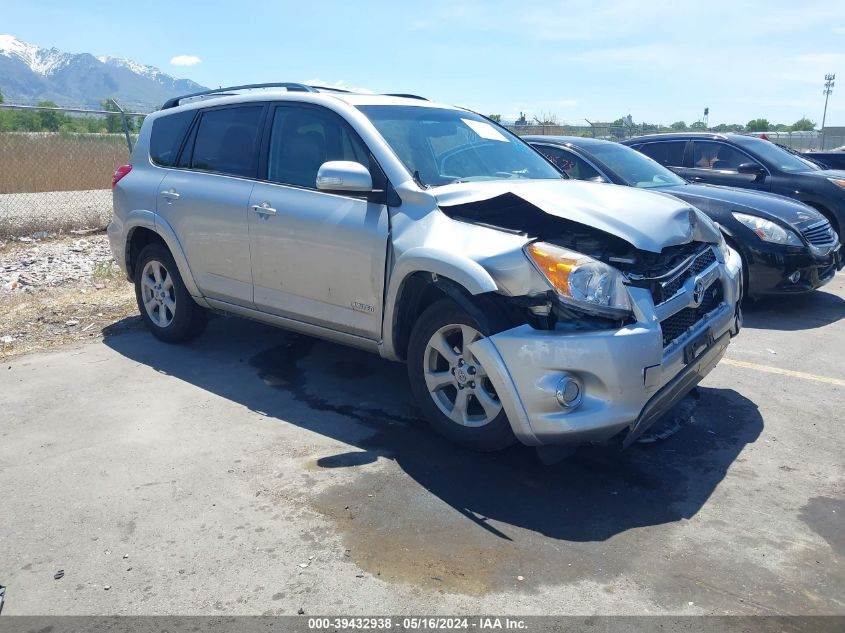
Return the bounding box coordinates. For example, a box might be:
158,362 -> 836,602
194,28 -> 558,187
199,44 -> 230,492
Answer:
379,247 -> 499,360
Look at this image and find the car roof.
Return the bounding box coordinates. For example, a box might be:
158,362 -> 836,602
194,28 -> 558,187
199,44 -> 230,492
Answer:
623,132 -> 764,146
523,135 -> 614,148
160,84 -> 455,113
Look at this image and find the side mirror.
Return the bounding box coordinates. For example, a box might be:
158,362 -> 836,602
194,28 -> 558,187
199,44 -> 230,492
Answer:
316,161 -> 372,192
737,162 -> 765,179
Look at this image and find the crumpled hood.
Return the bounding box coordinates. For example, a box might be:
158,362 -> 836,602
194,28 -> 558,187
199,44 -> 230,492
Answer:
434,179 -> 719,253
662,183 -> 825,229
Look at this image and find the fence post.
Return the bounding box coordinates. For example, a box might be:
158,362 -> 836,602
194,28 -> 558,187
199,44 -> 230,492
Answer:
110,99 -> 134,155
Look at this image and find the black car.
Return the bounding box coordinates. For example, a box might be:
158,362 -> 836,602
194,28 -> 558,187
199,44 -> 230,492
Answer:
620,132 -> 845,240
526,135 -> 841,297
802,147 -> 845,171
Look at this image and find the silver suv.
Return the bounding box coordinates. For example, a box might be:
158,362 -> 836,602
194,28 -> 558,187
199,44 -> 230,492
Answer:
109,83 -> 743,452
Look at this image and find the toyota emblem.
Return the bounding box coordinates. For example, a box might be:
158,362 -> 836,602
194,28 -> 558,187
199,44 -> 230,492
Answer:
692,280 -> 706,305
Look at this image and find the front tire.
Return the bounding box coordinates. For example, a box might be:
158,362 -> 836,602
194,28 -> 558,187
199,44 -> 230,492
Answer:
407,299 -> 515,452
134,243 -> 207,343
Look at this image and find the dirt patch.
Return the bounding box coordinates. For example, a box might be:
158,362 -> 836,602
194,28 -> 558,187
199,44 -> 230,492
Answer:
1,233 -> 139,360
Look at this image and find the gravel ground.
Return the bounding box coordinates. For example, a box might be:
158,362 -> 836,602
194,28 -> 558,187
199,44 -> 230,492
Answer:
0,189 -> 112,239
0,233 -> 118,296
0,233 -> 137,359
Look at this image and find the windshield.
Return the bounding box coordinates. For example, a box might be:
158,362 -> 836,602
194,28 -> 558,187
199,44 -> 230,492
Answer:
744,138 -> 821,173
357,105 -> 563,187
588,142 -> 687,188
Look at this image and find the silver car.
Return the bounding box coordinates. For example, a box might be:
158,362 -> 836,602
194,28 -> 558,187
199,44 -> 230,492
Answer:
108,83 -> 743,452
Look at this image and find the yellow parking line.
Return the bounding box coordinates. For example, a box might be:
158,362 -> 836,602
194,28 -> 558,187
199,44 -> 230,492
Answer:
721,358 -> 845,387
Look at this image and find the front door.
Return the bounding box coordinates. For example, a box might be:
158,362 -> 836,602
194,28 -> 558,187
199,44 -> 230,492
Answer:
248,103 -> 389,340
685,140 -> 771,191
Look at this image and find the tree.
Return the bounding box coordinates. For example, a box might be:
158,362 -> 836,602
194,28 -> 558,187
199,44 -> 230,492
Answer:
670,121 -> 687,131
690,120 -> 707,130
0,89 -> 4,104
487,114 -> 502,122
746,118 -> 770,132
37,100 -> 62,132
101,99 -> 124,134
791,117 -> 816,131
535,111 -> 559,125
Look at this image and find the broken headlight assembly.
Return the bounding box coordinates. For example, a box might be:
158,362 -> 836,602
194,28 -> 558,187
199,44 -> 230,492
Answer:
525,242 -> 632,318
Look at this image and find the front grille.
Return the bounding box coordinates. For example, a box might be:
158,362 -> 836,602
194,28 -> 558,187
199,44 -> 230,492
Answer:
651,248 -> 717,305
801,220 -> 837,247
660,281 -> 723,347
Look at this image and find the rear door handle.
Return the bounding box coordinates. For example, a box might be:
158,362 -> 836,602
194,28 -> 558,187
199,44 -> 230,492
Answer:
160,189 -> 180,200
251,203 -> 277,216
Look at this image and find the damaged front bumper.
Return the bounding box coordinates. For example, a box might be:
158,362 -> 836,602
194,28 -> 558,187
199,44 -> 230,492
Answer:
469,247 -> 743,447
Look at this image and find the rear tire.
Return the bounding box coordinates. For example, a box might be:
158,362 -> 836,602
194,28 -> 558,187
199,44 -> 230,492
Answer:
134,243 -> 207,343
407,299 -> 515,452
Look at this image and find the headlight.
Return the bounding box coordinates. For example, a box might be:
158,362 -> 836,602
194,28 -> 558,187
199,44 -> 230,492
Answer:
828,178 -> 845,190
525,242 -> 632,317
732,212 -> 802,246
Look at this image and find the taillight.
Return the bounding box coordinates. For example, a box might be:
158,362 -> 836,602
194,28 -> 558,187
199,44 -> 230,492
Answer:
112,164 -> 132,188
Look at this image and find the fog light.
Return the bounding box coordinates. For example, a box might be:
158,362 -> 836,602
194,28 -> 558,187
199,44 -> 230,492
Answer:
555,375 -> 582,409
788,271 -> 801,283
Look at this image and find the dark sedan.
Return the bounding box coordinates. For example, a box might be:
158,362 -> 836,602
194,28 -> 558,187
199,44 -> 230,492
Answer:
620,132 -> 845,241
526,135 -> 841,297
802,148 -> 845,171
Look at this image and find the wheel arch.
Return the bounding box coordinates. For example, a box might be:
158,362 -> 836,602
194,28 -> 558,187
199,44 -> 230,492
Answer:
381,250 -> 500,361
126,216 -> 204,301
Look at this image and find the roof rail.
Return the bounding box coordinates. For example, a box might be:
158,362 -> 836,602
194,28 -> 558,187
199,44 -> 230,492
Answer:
384,93 -> 428,101
161,83 -> 317,109
307,85 -> 353,94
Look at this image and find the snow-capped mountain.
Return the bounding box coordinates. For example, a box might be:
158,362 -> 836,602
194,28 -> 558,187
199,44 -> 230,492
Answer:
0,35 -> 207,112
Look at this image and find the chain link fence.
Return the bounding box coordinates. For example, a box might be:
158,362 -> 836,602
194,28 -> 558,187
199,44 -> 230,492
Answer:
1,103 -> 842,239
0,104 -> 143,239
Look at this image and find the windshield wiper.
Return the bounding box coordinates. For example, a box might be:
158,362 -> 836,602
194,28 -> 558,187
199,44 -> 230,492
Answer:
413,170 -> 429,189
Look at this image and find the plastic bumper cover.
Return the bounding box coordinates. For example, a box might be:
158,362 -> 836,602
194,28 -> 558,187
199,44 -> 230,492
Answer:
469,248 -> 742,447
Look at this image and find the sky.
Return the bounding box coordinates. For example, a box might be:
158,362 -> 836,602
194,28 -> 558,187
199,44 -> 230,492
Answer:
3,0 -> 845,126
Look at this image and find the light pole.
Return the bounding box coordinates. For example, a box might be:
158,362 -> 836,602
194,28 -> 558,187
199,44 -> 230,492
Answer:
822,74 -> 835,149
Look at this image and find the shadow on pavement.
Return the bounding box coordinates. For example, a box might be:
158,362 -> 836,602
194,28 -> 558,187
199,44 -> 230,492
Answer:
103,315 -> 763,544
743,287 -> 844,331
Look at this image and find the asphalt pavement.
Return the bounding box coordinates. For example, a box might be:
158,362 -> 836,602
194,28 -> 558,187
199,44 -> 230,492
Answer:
1,277 -> 843,616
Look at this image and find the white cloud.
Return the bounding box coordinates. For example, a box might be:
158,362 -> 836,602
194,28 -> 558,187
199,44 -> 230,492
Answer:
170,55 -> 201,67
302,78 -> 374,94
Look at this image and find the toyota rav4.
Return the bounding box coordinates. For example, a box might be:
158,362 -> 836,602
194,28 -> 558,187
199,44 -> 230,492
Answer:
108,83 -> 743,452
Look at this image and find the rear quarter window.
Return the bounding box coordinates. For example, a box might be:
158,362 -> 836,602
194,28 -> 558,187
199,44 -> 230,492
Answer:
149,111 -> 195,167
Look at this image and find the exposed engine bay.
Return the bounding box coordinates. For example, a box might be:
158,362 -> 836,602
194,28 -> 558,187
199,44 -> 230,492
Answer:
438,191 -> 713,281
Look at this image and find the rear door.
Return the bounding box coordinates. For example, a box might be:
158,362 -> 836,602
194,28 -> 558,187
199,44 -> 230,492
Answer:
247,103 -> 389,339
157,104 -> 266,305
636,140 -> 689,178
685,140 -> 771,191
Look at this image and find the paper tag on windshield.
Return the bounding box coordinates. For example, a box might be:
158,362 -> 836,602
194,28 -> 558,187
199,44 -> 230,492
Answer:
462,118 -> 509,142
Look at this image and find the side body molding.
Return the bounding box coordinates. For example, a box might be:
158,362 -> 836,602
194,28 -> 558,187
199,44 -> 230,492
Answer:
379,247 -> 499,360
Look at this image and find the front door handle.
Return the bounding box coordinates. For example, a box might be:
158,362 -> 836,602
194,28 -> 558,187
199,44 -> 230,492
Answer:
160,189 -> 180,200
251,203 -> 277,216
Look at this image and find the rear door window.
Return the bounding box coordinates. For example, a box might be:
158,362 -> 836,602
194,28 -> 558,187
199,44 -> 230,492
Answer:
149,111 -> 195,167
535,145 -> 601,180
189,106 -> 264,178
638,141 -> 686,167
